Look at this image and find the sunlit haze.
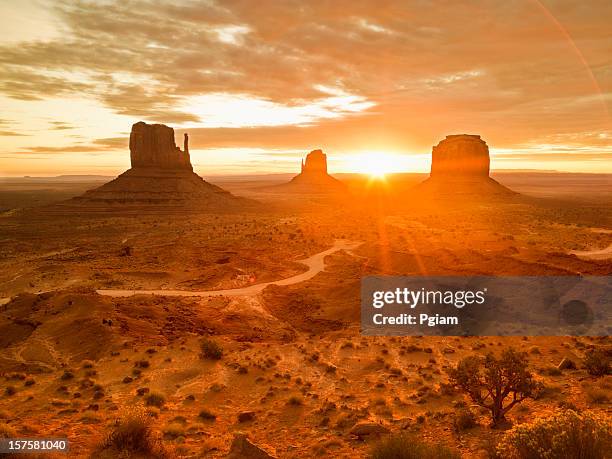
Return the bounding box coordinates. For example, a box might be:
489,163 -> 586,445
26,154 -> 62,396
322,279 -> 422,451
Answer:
0,0 -> 610,176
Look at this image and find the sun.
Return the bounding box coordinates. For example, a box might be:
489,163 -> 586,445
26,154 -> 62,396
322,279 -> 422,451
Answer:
355,152 -> 398,178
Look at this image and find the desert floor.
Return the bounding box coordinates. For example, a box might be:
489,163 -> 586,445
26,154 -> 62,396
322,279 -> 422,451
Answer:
0,172 -> 610,457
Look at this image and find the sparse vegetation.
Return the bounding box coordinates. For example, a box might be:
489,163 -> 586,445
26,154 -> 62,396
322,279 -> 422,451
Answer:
91,409 -> 171,458
584,348 -> 611,377
370,433 -> 460,459
0,422 -> 18,438
448,348 -> 537,426
287,396 -> 303,406
197,409 -> 216,421
145,393 -> 166,408
199,338 -> 223,360
454,408 -> 478,431
495,410 -> 611,459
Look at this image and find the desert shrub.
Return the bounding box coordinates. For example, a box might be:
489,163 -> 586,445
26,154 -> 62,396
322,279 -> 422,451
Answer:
287,396 -> 303,406
496,410 -> 611,459
454,408 -> 478,431
585,387 -> 609,404
60,370 -> 74,380
92,409 -> 171,458
370,433 -> 460,459
145,393 -> 166,408
541,366 -> 562,376
199,338 -> 223,360
134,360 -> 150,369
4,386 -> 16,396
448,348 -> 537,426
197,409 -> 216,421
584,348 -> 611,377
0,422 -> 18,438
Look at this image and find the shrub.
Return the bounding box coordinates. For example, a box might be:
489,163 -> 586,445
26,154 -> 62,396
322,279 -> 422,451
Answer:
4,386 -> 16,396
370,433 -> 460,459
586,387 -> 608,404
134,360 -> 150,369
145,393 -> 166,408
584,348 -> 611,377
197,409 -> 216,421
91,409 -> 171,458
0,422 -> 18,438
287,396 -> 303,406
60,370 -> 74,380
496,410 -> 611,459
448,348 -> 537,426
454,408 -> 478,431
199,338 -> 223,360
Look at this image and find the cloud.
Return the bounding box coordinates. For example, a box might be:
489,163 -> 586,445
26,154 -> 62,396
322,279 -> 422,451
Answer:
0,0 -> 610,170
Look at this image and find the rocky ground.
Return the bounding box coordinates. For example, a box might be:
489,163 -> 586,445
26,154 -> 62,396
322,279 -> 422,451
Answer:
0,175 -> 610,457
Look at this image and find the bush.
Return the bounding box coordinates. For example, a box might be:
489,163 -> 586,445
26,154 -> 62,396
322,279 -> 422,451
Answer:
197,409 -> 216,421
448,348 -> 537,426
0,422 -> 18,438
145,393 -> 166,408
454,408 -> 478,431
287,396 -> 303,406
370,433 -> 460,459
199,338 -> 223,360
91,409 -> 171,458
586,387 -> 609,404
496,410 -> 611,459
584,348 -> 611,377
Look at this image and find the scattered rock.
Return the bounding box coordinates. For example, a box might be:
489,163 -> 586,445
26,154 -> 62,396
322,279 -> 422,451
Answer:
349,421 -> 390,439
237,411 -> 256,423
557,358 -> 577,370
227,433 -> 276,459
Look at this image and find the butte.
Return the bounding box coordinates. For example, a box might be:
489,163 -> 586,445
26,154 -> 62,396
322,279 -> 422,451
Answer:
273,149 -> 347,194
64,122 -> 249,211
416,134 -> 515,198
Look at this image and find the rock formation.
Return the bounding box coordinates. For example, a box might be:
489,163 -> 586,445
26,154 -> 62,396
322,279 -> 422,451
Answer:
430,135 -> 489,178
273,149 -> 346,194
300,149 -> 328,175
67,122 -> 250,211
129,122 -> 192,170
417,134 -> 514,198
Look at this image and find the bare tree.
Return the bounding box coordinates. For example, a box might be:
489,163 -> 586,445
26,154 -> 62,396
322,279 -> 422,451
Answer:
448,348 -> 537,426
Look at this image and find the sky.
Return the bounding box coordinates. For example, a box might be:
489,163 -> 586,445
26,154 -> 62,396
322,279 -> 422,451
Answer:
0,0 -> 610,176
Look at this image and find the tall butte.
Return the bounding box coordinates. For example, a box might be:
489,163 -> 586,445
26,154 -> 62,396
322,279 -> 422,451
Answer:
417,134 -> 514,198
69,122 -> 248,210
275,149 -> 346,194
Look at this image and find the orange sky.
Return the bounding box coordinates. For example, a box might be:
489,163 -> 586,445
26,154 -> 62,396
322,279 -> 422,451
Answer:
0,0 -> 610,176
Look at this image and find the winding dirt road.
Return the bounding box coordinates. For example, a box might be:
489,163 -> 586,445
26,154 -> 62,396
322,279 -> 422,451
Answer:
96,239 -> 361,298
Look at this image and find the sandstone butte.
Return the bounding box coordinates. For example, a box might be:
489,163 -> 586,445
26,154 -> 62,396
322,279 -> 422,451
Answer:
277,149 -> 347,194
417,134 -> 514,198
67,121 -> 248,210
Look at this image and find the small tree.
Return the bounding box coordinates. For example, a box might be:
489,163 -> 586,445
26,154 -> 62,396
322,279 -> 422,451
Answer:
448,348 -> 537,427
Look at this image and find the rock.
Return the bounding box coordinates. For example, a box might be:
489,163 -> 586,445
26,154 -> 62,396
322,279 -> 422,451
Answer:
274,148 -> 346,194
416,134 -> 515,198
557,358 -> 576,370
237,411 -> 256,423
349,421 -> 390,439
227,433 -> 276,459
301,149 -> 328,175
129,121 -> 192,171
431,134 -> 489,178
63,121 -> 253,211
